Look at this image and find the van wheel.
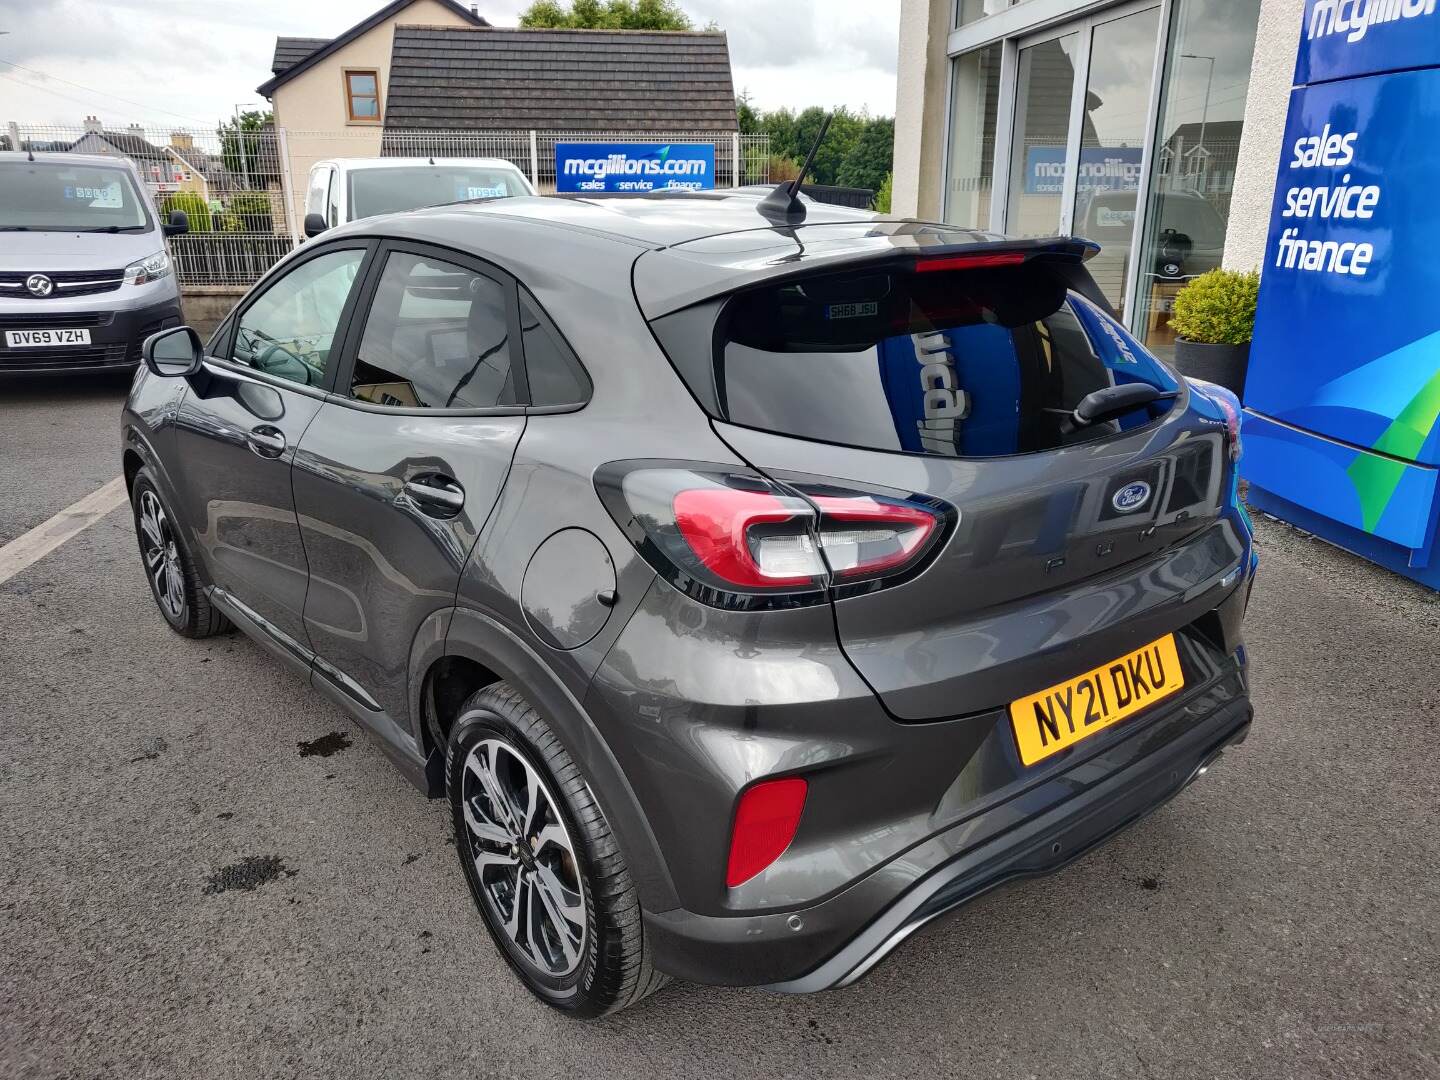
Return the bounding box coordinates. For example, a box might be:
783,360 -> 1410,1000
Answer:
447,682 -> 669,1017
130,470 -> 229,638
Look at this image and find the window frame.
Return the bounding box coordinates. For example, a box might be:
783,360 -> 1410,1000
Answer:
327,239 -> 530,418
343,68 -> 382,125
205,239 -> 378,399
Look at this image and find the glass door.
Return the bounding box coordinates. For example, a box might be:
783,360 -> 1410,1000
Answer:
1001,1 -> 1162,316
1005,33 -> 1080,238
1072,6 -> 1162,319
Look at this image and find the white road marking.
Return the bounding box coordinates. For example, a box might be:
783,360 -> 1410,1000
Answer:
0,476 -> 129,586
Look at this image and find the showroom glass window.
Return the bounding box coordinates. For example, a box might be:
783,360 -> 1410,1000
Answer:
1133,0 -> 1260,358
944,44 -> 1002,229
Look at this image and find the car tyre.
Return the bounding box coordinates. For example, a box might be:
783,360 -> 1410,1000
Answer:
130,468 -> 230,638
447,682 -> 669,1017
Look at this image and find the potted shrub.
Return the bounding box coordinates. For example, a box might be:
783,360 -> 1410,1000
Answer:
1170,268 -> 1260,397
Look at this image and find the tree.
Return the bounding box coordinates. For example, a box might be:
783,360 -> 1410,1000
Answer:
836,117 -> 894,192
519,0 -> 695,29
736,93 -> 761,136
217,110 -> 275,183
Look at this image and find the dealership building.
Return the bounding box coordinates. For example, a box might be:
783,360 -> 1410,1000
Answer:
892,0 -> 1303,358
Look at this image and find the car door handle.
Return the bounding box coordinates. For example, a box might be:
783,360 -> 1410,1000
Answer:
246,425 -> 286,459
402,476 -> 465,515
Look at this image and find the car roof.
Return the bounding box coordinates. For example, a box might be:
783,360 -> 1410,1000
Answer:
0,151 -> 143,173
316,189 -> 1090,319
384,189 -> 890,248
318,157 -> 526,171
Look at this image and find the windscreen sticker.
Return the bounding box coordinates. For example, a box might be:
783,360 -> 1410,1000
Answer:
826,301 -> 879,320
462,184 -> 508,199
65,182 -> 123,208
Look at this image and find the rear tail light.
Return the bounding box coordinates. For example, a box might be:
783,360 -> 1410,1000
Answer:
596,463 -> 951,609
726,777 -> 807,887
1187,378 -> 1243,462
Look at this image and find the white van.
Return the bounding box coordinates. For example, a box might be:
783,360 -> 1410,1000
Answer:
303,157 -> 535,237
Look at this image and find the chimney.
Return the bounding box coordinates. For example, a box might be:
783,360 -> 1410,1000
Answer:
470,4 -> 479,15
170,131 -> 193,151
126,123 -> 145,137
84,115 -> 103,134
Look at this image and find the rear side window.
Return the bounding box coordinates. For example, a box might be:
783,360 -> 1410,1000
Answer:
349,251 -> 517,410
711,264 -> 1177,459
519,291 -> 590,407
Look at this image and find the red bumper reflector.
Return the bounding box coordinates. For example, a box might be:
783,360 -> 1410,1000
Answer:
726,777 -> 808,888
915,252 -> 1027,273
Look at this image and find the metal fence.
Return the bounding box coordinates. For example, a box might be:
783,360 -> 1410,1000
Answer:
5,121 -> 770,288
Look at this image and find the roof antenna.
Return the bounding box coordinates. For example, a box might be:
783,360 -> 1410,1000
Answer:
757,112 -> 831,225
27,146 -> 35,162
428,156 -> 435,165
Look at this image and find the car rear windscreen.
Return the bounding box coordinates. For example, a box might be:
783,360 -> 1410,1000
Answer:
347,166 -> 525,219
709,263 -> 1177,459
0,161 -> 149,232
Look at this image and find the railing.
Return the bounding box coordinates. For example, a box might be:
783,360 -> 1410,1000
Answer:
5,121 -> 769,286
168,234 -> 295,288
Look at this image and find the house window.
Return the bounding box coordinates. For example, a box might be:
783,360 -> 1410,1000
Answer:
345,70 -> 381,122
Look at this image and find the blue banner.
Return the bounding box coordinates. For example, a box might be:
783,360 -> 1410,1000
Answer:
1023,146 -> 1144,195
1296,0 -> 1440,85
555,142 -> 716,194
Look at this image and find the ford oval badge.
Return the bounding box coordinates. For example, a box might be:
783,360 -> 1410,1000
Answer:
1112,480 -> 1152,513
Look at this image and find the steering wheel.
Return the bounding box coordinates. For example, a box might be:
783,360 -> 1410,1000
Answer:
256,342 -> 315,385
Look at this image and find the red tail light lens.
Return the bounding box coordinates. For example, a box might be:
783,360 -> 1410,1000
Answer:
595,463 -> 952,609
726,777 -> 807,888
914,252 -> 1026,273
672,487 -> 818,588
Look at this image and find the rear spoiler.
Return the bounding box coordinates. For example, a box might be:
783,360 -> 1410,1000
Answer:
632,231 -> 1105,320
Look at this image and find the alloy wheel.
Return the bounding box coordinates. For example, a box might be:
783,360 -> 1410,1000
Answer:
138,489 -> 186,622
460,737 -> 587,978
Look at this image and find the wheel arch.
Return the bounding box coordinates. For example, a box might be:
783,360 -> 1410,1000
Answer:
419,604 -> 681,914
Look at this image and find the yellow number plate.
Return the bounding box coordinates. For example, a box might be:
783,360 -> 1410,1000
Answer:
1008,634 -> 1185,767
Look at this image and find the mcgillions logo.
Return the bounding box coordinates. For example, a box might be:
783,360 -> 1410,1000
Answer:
1112,481 -> 1153,514
1308,0 -> 1437,43
564,145 -> 710,191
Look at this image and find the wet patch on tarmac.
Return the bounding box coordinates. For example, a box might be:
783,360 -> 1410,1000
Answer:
202,855 -> 297,895
297,731 -> 352,758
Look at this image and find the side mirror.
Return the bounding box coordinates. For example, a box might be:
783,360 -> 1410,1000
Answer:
303,212 -> 328,238
163,209 -> 189,236
142,325 -> 204,378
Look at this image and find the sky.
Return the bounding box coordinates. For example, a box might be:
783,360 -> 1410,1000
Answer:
0,0 -> 902,132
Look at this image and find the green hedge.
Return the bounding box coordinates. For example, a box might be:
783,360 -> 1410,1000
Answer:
159,191 -> 212,233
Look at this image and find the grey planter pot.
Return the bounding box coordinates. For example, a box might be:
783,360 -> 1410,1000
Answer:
1173,338 -> 1251,398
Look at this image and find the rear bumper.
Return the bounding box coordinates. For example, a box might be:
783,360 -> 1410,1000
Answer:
0,296 -> 183,375
643,686 -> 1252,990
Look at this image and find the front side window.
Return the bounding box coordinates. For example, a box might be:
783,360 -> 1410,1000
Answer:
349,251 -> 516,410
0,161 -> 149,232
345,70 -> 381,122
231,248 -> 364,387
712,263 -> 1178,459
347,165 -> 528,221
305,167 -> 329,217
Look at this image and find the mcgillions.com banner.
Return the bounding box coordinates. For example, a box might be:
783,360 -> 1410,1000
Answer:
555,142 -> 716,193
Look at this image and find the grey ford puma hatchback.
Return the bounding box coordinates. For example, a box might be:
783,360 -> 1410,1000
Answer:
122,191 -> 1256,1017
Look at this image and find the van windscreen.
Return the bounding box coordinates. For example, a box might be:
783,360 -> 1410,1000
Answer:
0,162 -> 148,232
715,263 -> 1177,459
348,166 -> 524,220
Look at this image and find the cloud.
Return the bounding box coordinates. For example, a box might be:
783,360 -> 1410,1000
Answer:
0,0 -> 901,126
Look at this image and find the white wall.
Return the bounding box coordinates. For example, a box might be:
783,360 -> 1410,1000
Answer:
1223,0 -> 1305,272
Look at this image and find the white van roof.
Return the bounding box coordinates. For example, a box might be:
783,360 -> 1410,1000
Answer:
314,157 -> 526,172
